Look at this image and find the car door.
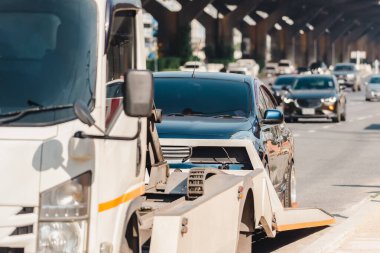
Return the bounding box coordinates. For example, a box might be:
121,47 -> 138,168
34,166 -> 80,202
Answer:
260,86 -> 288,193
258,86 -> 282,192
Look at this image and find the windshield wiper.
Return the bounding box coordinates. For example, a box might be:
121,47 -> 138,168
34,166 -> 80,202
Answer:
0,104 -> 74,124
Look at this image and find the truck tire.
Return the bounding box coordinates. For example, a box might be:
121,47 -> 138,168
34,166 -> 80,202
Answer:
284,162 -> 296,208
237,192 -> 254,253
121,213 -> 141,253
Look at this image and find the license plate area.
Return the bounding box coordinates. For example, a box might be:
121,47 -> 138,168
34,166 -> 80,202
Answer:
302,108 -> 315,115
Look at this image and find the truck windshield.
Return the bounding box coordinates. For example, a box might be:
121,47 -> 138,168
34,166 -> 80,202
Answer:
0,0 -> 97,125
154,78 -> 251,118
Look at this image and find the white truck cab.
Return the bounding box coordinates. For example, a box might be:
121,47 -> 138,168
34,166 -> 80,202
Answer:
0,0 -> 149,252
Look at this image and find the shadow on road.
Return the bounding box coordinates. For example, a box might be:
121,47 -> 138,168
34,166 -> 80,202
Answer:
365,124 -> 380,130
253,227 -> 326,253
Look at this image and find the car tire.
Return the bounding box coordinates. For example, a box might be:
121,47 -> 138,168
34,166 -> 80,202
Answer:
332,107 -> 341,123
341,104 -> 347,121
284,162 -> 296,208
341,111 -> 346,121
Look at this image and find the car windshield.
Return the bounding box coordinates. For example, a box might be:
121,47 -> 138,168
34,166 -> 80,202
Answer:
0,0 -> 97,125
154,77 -> 251,117
274,77 -> 296,86
293,77 -> 335,90
334,65 -> 354,71
369,77 -> 380,84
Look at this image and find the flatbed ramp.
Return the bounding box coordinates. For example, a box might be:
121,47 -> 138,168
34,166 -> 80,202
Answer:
275,208 -> 335,232
147,139 -> 335,252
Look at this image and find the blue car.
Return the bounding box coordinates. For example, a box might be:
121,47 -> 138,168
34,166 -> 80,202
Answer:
154,72 -> 296,207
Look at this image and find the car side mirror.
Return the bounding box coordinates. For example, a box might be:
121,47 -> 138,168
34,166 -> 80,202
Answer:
262,109 -> 284,125
123,70 -> 154,117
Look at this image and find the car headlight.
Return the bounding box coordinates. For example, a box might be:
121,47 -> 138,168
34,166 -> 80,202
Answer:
347,73 -> 355,79
283,97 -> 294,104
230,131 -> 255,141
321,97 -> 337,104
38,172 -> 91,253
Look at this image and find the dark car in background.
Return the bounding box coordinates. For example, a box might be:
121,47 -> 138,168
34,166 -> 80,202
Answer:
283,75 -> 347,123
271,75 -> 297,104
309,61 -> 329,74
333,63 -> 361,91
154,72 -> 296,207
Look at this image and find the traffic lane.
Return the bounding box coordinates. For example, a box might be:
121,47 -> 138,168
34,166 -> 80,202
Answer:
252,91 -> 380,252
288,91 -> 380,213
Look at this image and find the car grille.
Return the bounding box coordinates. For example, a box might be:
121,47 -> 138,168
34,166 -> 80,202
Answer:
296,98 -> 321,108
161,146 -> 192,161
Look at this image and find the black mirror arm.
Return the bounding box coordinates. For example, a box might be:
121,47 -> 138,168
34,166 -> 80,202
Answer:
74,119 -> 141,141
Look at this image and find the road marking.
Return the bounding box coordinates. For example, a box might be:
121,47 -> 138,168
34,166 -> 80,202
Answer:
349,119 -> 354,122
322,125 -> 331,129
293,133 -> 301,137
308,130 -> 316,133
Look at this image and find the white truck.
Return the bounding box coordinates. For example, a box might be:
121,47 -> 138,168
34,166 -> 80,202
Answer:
0,0 -> 334,252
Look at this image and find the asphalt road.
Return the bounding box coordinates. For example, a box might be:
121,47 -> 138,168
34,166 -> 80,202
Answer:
254,89 -> 380,252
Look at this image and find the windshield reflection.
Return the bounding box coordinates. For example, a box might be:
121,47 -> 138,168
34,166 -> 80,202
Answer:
0,0 -> 97,125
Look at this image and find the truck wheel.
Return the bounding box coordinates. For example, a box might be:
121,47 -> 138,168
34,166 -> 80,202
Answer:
121,213 -> 140,253
237,193 -> 254,253
284,162 -> 296,208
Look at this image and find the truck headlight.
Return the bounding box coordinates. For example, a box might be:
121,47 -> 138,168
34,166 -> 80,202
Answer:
38,172 -> 91,253
283,97 -> 294,104
321,97 -> 337,104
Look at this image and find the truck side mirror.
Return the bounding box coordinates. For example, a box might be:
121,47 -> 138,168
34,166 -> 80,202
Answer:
123,70 -> 154,117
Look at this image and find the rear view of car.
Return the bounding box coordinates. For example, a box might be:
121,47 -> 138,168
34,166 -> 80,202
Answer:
333,63 -> 360,91
283,75 -> 346,123
271,75 -> 297,104
278,59 -> 295,74
365,75 -> 380,101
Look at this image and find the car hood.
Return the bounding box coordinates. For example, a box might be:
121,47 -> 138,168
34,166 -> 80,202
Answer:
287,90 -> 337,99
157,116 -> 252,139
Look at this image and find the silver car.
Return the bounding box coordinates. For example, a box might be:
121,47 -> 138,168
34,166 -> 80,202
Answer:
365,75 -> 380,101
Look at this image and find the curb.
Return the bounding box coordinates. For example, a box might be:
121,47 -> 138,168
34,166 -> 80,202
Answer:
300,195 -> 380,253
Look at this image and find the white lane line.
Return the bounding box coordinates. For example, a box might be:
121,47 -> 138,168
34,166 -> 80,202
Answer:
322,125 -> 331,129
308,130 -> 316,133
293,133 -> 301,137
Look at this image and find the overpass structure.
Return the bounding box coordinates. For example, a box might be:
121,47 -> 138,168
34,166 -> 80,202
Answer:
142,0 -> 380,67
